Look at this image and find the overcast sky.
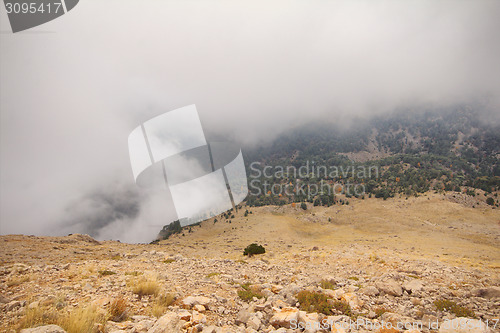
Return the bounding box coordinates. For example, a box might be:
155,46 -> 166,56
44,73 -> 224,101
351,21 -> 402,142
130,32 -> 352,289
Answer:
1,0 -> 499,242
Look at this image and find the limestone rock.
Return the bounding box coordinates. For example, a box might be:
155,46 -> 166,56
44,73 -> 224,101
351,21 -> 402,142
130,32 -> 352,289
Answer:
269,307 -> 300,328
147,312 -> 183,333
20,325 -> 66,333
376,280 -> 403,296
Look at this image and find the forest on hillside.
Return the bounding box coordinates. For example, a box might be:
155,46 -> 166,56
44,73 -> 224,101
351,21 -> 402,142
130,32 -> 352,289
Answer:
243,106 -> 500,207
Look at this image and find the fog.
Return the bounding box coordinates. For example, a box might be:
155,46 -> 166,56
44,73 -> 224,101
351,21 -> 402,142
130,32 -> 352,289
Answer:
1,0 -> 499,242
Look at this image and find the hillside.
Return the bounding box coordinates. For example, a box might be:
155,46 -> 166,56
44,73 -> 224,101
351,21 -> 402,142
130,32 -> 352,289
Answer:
243,106 -> 500,207
1,193 -> 499,332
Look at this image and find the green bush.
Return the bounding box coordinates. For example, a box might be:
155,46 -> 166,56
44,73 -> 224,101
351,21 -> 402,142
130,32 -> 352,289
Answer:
297,291 -> 332,315
319,279 -> 335,290
301,202 -> 307,210
330,300 -> 352,317
434,299 -> 475,318
486,197 -> 495,206
237,283 -> 264,301
243,243 -> 266,256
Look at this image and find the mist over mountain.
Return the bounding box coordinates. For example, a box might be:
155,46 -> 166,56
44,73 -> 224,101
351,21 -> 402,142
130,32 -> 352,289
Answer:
1,0 -> 499,242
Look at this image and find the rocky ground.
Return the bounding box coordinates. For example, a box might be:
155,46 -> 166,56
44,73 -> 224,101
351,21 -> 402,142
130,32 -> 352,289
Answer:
1,194 -> 499,332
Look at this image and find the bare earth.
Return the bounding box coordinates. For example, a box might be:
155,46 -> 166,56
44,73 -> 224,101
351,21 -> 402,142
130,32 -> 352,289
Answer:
1,193 -> 499,332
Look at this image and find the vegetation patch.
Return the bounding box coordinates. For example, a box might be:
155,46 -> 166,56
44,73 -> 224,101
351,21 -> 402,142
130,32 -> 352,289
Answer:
131,279 -> 160,298
19,304 -> 106,333
98,270 -> 116,276
297,290 -> 332,315
150,293 -> 176,318
237,283 -> 264,301
206,272 -> 221,278
374,306 -> 389,317
434,299 -> 475,318
243,243 -> 266,256
330,300 -> 353,317
108,298 -> 128,322
319,279 -> 336,290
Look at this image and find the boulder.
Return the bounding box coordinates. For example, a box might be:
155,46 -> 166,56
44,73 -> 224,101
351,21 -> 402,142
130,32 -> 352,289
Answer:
20,325 -> 66,333
269,307 -> 300,328
341,293 -> 363,310
376,280 -> 403,296
181,296 -> 212,309
247,315 -> 261,330
403,279 -> 424,294
235,309 -> 251,326
147,312 -> 183,333
360,286 -> 379,296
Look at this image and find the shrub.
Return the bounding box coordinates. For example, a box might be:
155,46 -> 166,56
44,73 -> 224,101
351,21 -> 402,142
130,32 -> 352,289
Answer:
301,202 -> 307,210
98,270 -> 116,276
486,197 -> 495,206
243,243 -> 266,256
319,279 -> 335,290
109,298 -> 128,322
434,299 -> 475,318
237,283 -> 264,301
330,300 -> 352,317
297,291 -> 332,315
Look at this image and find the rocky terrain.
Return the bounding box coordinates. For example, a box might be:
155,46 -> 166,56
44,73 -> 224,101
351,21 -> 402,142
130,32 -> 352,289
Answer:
1,193 -> 499,333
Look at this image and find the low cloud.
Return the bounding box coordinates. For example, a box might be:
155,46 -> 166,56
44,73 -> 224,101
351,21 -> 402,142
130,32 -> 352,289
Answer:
1,0 -> 499,241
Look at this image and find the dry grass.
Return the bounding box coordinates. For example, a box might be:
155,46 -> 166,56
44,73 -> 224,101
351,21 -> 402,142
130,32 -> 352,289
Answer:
150,293 -> 176,318
131,278 -> 161,298
108,297 -> 128,322
58,305 -> 106,333
19,304 -> 105,333
18,305 -> 59,329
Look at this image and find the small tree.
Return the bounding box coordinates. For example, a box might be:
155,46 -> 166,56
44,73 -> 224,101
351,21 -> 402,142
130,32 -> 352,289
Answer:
486,197 -> 495,206
300,202 -> 307,210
